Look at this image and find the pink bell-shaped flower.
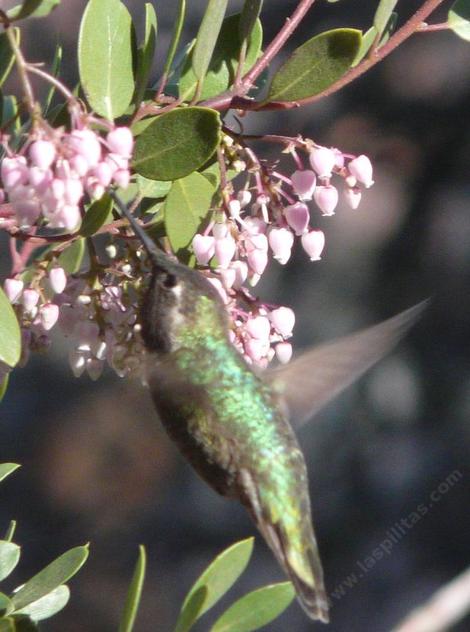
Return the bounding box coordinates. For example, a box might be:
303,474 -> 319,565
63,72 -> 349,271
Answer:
309,146 -> 336,178
268,227 -> 294,265
214,236 -> 236,268
313,185 -> 338,216
106,127 -> 134,158
39,303 -> 59,331
344,187 -> 362,210
348,155 -> 374,188
49,267 -> 67,294
247,248 -> 268,276
4,278 -> 24,303
246,315 -> 271,340
269,306 -> 295,337
22,288 -> 40,312
284,202 -> 310,235
29,140 -> 56,169
291,170 -> 316,201
301,230 -> 325,261
230,261 -> 248,288
192,234 -> 215,265
275,341 -> 292,364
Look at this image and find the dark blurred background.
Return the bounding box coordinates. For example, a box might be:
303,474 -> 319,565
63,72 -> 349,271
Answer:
0,1 -> 469,630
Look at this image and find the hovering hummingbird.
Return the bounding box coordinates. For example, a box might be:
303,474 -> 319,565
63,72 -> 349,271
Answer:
115,195 -> 425,623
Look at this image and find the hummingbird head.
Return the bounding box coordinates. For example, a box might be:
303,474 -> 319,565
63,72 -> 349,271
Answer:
140,256 -> 228,354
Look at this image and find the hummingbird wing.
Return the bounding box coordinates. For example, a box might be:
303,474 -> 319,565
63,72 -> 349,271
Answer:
267,301 -> 427,429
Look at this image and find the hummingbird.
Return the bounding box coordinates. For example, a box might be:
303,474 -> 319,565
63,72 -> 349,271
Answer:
114,194 -> 425,623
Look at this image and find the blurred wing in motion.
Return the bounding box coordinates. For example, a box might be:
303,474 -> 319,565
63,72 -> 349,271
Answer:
267,301 -> 428,429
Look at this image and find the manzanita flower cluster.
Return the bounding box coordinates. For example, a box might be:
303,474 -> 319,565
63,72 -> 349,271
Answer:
191,137 -> 374,366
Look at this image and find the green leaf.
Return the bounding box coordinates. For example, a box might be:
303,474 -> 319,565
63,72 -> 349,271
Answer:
161,0 -> 186,80
118,545 -> 146,632
179,538 -> 254,621
0,618 -> 15,632
0,542 -> 20,582
136,176 -> 171,199
192,0 -> 229,87
174,586 -> 207,632
0,288 -> 21,368
14,585 -> 69,621
449,0 -> 470,41
0,29 -> 19,89
352,26 -> 377,67
57,238 -> 85,274
164,172 -> 214,258
0,373 -> 9,403
378,11 -> 397,46
179,14 -> 263,101
266,28 -> 362,102
7,0 -> 60,20
0,464 -> 20,483
133,107 -> 221,181
210,582 -> 295,632
239,0 -> 263,43
373,0 -> 398,37
78,0 -> 134,119
134,3 -> 157,108
79,194 -> 113,237
1,95 -> 19,131
11,545 -> 89,611
0,593 -> 13,616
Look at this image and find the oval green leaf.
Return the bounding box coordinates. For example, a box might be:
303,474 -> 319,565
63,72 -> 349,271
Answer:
164,172 -> 214,258
179,537 -> 254,622
240,0 -> 263,43
192,0 -> 228,85
118,545 -> 146,632
80,194 -> 113,237
0,592 -> 13,616
267,28 -> 362,102
136,175 -> 171,199
7,0 -> 60,20
0,464 -> 20,483
11,545 -> 89,611
0,29 -> 19,89
57,238 -> 85,274
179,14 -> 263,101
449,0 -> 470,41
78,0 -> 134,119
352,26 -> 377,67
14,585 -> 69,621
210,582 -> 295,632
0,541 -> 20,582
0,288 -> 21,368
133,107 -> 221,181
373,0 -> 398,37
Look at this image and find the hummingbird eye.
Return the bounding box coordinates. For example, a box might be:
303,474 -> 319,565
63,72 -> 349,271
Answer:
162,273 -> 178,289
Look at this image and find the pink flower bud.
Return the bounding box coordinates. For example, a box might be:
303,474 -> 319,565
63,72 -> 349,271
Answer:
29,140 -> 56,169
64,178 -> 84,206
247,248 -> 268,276
68,129 -> 102,167
219,267 -> 236,289
275,341 -> 292,364
207,277 -> 229,304
344,187 -> 362,210
214,236 -> 236,268
22,288 -> 40,311
39,303 -> 59,330
50,178 -> 65,200
348,155 -> 374,188
228,199 -> 241,218
291,170 -> 316,201
333,149 -> 345,169
113,169 -> 130,188
57,205 -> 81,231
14,199 -> 41,228
49,267 -> 67,294
246,315 -> 271,340
230,260 -> 248,288
1,156 -> 28,190
237,190 -> 252,207
69,154 -> 89,177
93,162 -> 113,188
106,127 -> 134,158
69,349 -> 86,377
284,202 -> 310,235
192,234 -> 215,265
301,230 -> 325,261
212,221 -> 229,239
86,357 -> 104,381
313,185 -> 338,216
246,233 -> 268,252
269,307 -> 295,337
28,167 -> 52,195
245,337 -> 269,362
309,146 -> 336,178
4,278 -> 23,303
268,227 -> 294,265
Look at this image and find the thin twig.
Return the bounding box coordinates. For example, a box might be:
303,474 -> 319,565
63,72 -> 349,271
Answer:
391,566 -> 470,632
